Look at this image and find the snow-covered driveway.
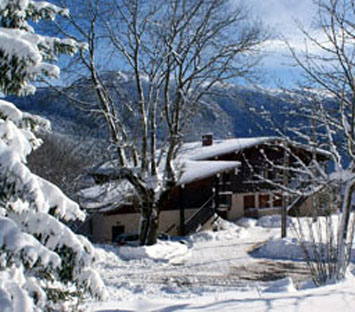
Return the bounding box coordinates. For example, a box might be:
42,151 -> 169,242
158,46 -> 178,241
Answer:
86,217 -> 355,311
92,219 -> 309,300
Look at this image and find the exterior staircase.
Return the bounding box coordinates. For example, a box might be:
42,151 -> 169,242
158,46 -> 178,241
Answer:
183,191 -> 233,235
184,195 -> 216,235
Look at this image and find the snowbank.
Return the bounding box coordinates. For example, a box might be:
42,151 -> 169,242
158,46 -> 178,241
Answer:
236,218 -> 257,228
263,277 -> 297,293
257,215 -> 292,228
117,241 -> 190,264
253,237 -> 305,260
254,236 -> 355,263
188,224 -> 247,244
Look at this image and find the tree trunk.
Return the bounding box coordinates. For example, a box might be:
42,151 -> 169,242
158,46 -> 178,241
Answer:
336,181 -> 355,279
139,207 -> 150,245
146,206 -> 160,245
139,188 -> 161,246
139,186 -> 175,245
139,204 -> 160,246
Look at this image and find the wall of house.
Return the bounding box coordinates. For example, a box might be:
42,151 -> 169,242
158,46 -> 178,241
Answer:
227,192 -> 283,220
226,191 -> 324,221
91,212 -> 140,243
91,207 -> 201,242
227,194 -> 244,220
90,195 -> 322,243
90,194 -> 324,243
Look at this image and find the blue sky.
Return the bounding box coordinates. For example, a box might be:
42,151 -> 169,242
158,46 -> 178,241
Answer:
52,0 -> 318,89
246,0 -> 318,87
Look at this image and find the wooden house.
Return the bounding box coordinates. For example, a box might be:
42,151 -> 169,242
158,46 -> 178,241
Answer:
78,135 -> 329,242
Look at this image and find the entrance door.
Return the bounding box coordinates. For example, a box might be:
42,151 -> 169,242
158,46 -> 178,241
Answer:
112,225 -> 125,241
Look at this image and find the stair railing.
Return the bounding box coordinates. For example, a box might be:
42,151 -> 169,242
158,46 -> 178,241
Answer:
184,194 -> 215,234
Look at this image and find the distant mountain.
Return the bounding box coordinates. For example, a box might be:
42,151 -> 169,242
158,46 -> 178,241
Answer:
7,72 -> 303,145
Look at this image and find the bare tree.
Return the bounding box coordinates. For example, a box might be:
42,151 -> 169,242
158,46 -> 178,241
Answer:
257,0 -> 354,284
53,0 -> 267,245
27,133 -> 95,199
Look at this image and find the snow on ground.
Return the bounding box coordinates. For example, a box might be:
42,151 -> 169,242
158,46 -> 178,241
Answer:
88,275 -> 355,312
86,216 -> 355,312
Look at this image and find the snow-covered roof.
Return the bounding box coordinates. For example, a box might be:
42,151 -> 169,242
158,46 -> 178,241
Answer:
80,160 -> 240,210
80,137 -> 284,211
179,137 -> 278,161
180,137 -> 331,160
78,181 -> 133,210
173,137 -> 278,185
177,160 -> 240,186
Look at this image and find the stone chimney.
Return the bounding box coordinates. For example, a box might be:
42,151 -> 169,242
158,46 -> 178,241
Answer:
202,133 -> 213,146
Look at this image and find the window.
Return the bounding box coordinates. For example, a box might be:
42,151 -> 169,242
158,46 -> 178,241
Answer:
244,195 -> 255,209
273,193 -> 283,207
259,194 -> 270,208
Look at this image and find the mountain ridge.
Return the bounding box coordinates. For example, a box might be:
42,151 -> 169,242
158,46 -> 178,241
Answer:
7,71 -> 299,143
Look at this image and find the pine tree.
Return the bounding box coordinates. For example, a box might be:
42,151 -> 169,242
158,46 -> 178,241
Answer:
0,1 -> 105,311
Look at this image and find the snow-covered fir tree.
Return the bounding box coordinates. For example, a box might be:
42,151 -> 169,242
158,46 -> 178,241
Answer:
0,1 -> 105,311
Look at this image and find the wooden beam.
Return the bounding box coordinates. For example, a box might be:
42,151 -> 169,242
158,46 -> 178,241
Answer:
214,175 -> 220,210
179,185 -> 185,235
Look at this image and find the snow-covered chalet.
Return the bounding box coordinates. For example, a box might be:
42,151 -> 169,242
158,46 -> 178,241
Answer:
78,135 -> 329,243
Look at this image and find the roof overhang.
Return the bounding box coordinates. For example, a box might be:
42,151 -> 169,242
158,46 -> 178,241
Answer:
180,136 -> 280,161
177,160 -> 240,186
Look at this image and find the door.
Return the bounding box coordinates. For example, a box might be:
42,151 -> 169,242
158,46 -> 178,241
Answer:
112,225 -> 125,242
